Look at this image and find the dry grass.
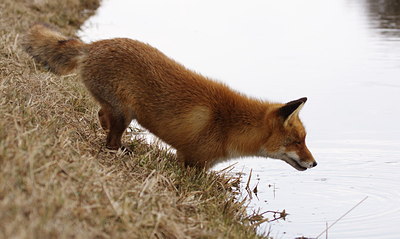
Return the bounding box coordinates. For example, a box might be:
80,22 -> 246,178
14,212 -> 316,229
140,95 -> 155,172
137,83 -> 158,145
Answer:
0,0 -> 268,238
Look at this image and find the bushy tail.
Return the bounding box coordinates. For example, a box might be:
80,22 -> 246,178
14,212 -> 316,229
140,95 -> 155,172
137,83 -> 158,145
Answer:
22,24 -> 86,75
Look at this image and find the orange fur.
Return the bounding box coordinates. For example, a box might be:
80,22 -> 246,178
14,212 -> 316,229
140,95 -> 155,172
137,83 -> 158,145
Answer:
23,24 -> 316,170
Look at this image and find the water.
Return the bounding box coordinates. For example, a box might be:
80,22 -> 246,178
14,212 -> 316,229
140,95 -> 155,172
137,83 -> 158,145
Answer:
79,0 -> 400,238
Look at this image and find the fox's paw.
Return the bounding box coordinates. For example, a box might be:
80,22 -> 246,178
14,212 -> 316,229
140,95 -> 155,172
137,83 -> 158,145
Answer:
120,145 -> 133,155
104,145 -> 133,155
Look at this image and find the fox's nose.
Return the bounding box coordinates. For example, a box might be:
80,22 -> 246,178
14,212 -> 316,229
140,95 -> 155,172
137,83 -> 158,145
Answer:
312,161 -> 318,167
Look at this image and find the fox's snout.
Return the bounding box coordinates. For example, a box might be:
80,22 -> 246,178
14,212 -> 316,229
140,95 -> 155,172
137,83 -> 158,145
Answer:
297,146 -> 317,170
298,159 -> 317,171
299,157 -> 317,170
281,150 -> 317,171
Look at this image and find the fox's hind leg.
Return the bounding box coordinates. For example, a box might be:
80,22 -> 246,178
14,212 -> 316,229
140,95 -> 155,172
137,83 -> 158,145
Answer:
97,103 -> 133,151
98,107 -> 111,131
85,82 -> 134,152
106,109 -> 133,151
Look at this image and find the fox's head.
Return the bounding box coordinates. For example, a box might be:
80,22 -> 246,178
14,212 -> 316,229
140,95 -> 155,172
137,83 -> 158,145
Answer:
260,97 -> 317,171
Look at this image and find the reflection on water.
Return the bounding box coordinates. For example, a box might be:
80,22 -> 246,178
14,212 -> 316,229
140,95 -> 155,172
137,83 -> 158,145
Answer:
79,0 -> 400,238
366,0 -> 400,36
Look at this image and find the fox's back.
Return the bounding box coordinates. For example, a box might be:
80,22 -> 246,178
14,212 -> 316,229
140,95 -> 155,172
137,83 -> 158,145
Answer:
82,38 -> 218,107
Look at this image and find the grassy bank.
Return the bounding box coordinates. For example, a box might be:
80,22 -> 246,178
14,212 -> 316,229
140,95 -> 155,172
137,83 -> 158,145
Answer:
0,0 -> 266,238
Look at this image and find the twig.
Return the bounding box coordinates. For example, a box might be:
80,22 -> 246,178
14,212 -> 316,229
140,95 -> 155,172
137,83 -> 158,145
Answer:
245,169 -> 253,199
57,162 -> 80,182
103,184 -> 122,217
260,210 -> 288,222
315,196 -> 368,239
253,181 -> 259,200
217,162 -> 238,173
326,222 -> 328,239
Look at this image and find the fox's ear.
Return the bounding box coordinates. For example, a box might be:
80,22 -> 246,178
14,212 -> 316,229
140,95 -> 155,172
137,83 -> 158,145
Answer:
278,97 -> 307,126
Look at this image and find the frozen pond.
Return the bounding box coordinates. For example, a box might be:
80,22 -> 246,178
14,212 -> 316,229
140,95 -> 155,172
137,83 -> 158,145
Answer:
79,0 -> 400,238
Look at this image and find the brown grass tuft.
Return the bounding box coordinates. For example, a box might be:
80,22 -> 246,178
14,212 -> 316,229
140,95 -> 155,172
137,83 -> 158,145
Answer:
0,0 -> 268,238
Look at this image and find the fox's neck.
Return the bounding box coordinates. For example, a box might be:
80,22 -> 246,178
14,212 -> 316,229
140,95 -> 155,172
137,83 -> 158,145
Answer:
221,96 -> 277,158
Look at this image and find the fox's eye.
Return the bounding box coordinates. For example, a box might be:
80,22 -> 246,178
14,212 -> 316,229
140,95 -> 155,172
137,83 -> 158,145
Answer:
285,140 -> 301,146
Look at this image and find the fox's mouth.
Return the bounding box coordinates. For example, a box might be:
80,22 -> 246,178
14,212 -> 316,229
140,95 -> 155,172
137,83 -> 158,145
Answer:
283,156 -> 308,171
260,149 -> 313,171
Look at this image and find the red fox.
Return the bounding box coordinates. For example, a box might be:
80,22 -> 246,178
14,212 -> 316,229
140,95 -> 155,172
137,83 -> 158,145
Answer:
22,24 -> 317,170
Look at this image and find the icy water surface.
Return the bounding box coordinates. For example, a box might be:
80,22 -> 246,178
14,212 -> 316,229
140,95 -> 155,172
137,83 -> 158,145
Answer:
79,0 -> 400,238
